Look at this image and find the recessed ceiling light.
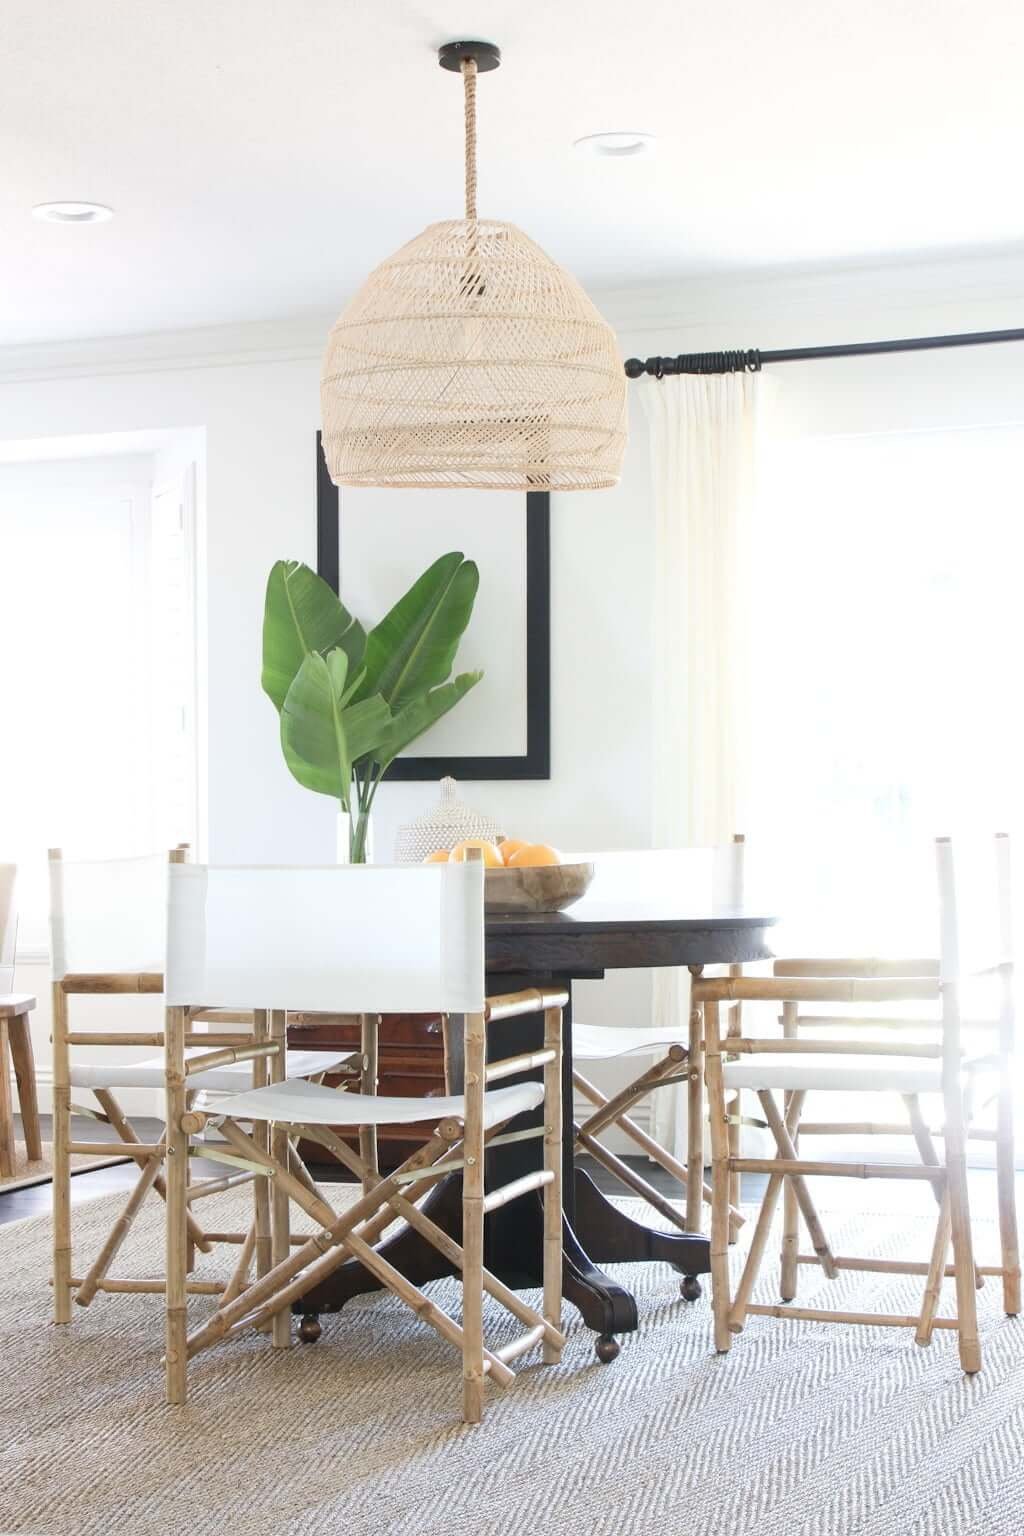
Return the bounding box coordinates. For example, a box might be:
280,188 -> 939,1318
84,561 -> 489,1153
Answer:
32,201 -> 114,224
573,132 -> 655,159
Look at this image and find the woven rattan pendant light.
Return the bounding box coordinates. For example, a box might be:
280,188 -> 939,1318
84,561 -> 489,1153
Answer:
320,40 -> 627,491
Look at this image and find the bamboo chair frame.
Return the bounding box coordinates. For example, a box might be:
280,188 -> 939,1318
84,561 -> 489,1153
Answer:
702,911 -> 1012,1374
571,835 -> 749,1260
165,984 -> 567,1423
160,849 -> 565,1423
49,847 -> 354,1323
771,953 -> 1020,1316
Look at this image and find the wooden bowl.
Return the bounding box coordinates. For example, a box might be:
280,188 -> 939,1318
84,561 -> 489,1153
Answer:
484,861 -> 595,914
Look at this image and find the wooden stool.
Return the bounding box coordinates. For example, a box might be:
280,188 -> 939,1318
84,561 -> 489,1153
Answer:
0,994 -> 40,1176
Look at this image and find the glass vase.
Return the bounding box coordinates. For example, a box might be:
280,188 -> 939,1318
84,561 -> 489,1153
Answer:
337,804 -> 374,865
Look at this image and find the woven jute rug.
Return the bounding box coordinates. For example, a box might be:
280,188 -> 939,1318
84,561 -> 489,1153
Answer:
1,1186 -> 1023,1536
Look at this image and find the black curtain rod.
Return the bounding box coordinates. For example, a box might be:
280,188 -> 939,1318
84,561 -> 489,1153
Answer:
623,326 -> 1024,379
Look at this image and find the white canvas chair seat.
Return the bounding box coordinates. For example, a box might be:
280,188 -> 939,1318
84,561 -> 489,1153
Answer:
210,1075 -> 544,1129
721,1054 -> 973,1095
69,1047 -> 351,1093
572,1022 -> 687,1060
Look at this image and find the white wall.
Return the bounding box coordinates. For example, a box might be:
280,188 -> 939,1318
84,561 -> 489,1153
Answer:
5,249 -> 1024,1121
0,348 -> 660,849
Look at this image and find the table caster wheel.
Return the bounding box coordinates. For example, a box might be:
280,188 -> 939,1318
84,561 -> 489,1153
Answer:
595,1334 -> 620,1364
680,1274 -> 702,1301
298,1314 -> 322,1344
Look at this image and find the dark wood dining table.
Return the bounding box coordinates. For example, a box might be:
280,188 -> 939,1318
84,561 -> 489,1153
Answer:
297,859 -> 777,1359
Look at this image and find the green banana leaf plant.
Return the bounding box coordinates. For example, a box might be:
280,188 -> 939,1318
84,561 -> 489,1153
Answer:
262,553 -> 482,860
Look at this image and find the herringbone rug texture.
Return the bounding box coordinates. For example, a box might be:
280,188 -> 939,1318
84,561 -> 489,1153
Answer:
1,1186 -> 1022,1536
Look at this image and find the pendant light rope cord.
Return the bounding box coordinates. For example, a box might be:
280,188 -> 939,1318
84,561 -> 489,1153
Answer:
462,56 -> 478,220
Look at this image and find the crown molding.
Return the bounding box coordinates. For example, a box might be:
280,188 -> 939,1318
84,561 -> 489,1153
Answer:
0,313 -> 334,385
3,248 -> 1023,384
594,247 -> 1024,340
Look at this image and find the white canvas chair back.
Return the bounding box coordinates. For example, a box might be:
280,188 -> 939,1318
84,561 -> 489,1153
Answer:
714,836 -> 745,913
165,861 -> 486,1015
48,852 -> 167,980
570,842 -> 746,916
935,834 -> 1014,986
0,864 -> 17,992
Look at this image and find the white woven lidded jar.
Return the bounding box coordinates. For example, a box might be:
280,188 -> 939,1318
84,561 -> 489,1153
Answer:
394,777 -> 504,864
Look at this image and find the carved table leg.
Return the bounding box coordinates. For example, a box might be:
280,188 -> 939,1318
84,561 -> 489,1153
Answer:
572,1167 -> 711,1276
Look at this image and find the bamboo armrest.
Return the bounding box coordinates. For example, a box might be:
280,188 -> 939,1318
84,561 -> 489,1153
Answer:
286,1012 -> 362,1030
773,957 -> 940,979
697,976 -> 941,1004
183,1042 -> 281,1076
60,972 -> 164,995
725,1037 -> 944,1058
485,987 -> 569,1023
774,1013 -> 1001,1033
189,1008 -> 256,1025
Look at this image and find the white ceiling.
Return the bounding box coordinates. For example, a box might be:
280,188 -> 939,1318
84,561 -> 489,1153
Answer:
5,0 -> 1024,347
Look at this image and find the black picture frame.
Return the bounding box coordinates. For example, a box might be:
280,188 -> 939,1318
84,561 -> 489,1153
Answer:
316,433 -> 551,781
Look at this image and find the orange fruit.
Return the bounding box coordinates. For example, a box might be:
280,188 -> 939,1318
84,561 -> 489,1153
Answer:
498,838 -> 528,865
508,843 -> 562,868
448,838 -> 503,869
422,849 -> 450,864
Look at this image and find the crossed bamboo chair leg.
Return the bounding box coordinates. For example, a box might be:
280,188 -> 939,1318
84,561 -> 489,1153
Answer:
63,1075 -> 330,1310
775,1089 -> 1000,1300
711,1078 -> 982,1372
572,1055 -> 745,1243
61,1087 -> 249,1308
170,1103 -> 565,1415
776,1089 -> 1019,1315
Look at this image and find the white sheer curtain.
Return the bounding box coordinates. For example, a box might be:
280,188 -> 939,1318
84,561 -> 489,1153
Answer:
641,372 -> 763,1159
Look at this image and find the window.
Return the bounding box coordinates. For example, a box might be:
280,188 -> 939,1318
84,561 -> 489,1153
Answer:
742,394 -> 1024,1161
0,450 -> 198,948
744,362 -> 1024,959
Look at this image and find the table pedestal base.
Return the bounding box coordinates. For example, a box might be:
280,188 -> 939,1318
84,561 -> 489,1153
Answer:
294,1166 -> 710,1361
